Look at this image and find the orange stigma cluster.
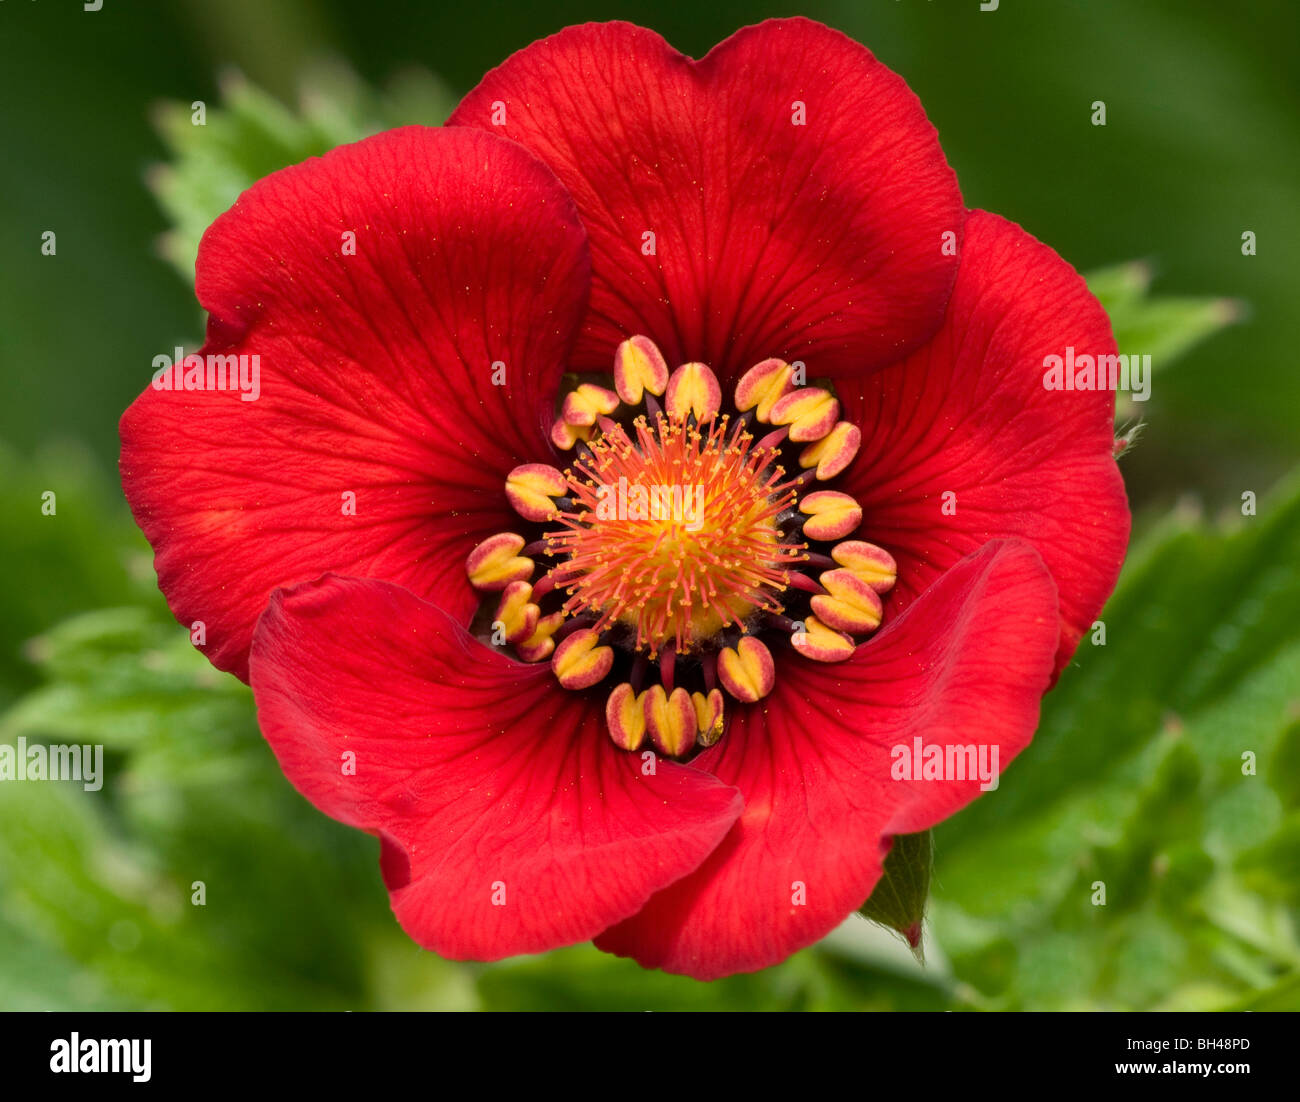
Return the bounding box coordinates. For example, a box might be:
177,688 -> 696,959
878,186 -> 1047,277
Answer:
465,335 -> 897,759
546,413 -> 803,655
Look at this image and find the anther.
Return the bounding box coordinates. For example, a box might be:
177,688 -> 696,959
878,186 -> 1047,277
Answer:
605,682 -> 647,751
562,383 -> 620,428
506,464 -> 567,523
614,335 -> 670,405
798,490 -> 863,542
665,361 -> 722,422
716,636 -> 776,703
734,358 -> 793,423
517,610 -> 565,663
799,421 -> 861,480
466,532 -> 535,590
810,569 -> 883,634
830,540 -> 897,592
692,688 -> 725,747
552,628 -> 615,690
790,616 -> 856,663
495,580 -> 540,644
643,684 -> 696,757
768,387 -> 839,443
551,418 -> 592,451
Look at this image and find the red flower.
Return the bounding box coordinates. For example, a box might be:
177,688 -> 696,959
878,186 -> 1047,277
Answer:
120,19 -> 1128,978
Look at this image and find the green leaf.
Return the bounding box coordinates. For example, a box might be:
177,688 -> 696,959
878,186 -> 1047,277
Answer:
1086,260 -> 1242,367
150,61 -> 457,282
0,602 -> 415,1009
859,830 -> 932,956
1225,972 -> 1300,1011
1236,813 -> 1300,906
1084,261 -> 1241,423
477,944 -> 809,1011
0,443 -> 151,709
476,939 -> 953,1011
929,467 -> 1300,1009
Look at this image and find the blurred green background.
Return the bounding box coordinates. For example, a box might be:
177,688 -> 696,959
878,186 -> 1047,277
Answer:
1,0 -> 1297,1010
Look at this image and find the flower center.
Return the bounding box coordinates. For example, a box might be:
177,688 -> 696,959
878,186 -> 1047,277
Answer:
547,412 -> 801,655
464,336 -> 897,759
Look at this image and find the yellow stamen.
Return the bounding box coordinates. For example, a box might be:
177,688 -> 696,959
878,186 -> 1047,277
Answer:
799,490 -> 863,542
552,628 -> 614,690
466,532 -> 534,590
495,580 -> 540,644
830,540 -> 897,593
790,615 -> 856,663
734,358 -> 794,423
798,421 -> 862,480
562,383 -> 620,427
664,361 -> 722,422
517,610 -> 565,663
811,569 -> 883,634
768,387 -> 839,443
692,688 -> 725,746
605,682 -> 647,751
716,636 -> 776,703
551,417 -> 593,451
505,464 -> 566,522
614,336 -> 670,404
643,684 -> 696,758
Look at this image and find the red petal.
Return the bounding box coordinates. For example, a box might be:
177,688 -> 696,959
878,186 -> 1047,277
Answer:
837,210 -> 1130,674
596,540 -> 1059,978
249,575 -> 742,961
450,18 -> 962,384
120,126 -> 589,680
